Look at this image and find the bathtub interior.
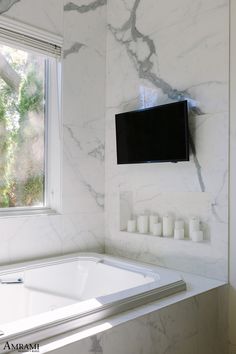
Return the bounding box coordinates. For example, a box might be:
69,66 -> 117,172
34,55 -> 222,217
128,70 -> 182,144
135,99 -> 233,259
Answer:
0,258 -> 155,326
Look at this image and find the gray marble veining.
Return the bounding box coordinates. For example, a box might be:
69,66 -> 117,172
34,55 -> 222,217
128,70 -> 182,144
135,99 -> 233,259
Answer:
107,0 -> 206,192
64,42 -> 85,59
84,181 -> 105,209
64,125 -> 83,151
0,0 -> 19,14
88,142 -> 105,162
64,0 -> 107,13
189,132 -> 205,192
107,0 -> 198,108
90,335 -> 103,353
211,169 -> 228,224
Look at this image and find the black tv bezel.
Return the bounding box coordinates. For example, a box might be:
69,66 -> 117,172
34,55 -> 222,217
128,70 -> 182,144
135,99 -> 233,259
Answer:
115,100 -> 189,165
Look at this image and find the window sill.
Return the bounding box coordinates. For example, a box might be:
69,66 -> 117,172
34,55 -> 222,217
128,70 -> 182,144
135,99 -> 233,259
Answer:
0,207 -> 60,219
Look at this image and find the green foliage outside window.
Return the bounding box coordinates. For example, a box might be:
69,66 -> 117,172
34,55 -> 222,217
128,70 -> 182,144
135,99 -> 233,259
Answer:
0,45 -> 45,208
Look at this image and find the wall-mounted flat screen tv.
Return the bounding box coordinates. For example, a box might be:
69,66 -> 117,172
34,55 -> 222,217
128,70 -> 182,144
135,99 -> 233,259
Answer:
115,100 -> 189,164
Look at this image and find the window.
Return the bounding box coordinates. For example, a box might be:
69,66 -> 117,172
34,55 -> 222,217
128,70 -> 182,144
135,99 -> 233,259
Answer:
0,18 -> 62,214
0,43 -> 46,208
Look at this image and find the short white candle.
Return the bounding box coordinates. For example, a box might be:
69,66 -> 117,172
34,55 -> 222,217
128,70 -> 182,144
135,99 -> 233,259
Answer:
175,219 -> 184,230
189,217 -> 200,233
137,215 -> 149,234
191,230 -> 203,242
149,215 -> 158,234
174,228 -> 185,240
152,222 -> 162,236
163,215 -> 173,237
127,220 -> 136,233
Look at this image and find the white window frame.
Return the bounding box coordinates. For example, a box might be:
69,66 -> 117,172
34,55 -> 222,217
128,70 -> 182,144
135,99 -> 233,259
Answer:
0,17 -> 63,217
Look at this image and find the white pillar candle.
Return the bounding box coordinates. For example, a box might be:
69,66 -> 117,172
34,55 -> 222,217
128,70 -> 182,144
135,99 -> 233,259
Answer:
191,230 -> 203,242
162,215 -> 173,237
174,228 -> 185,240
149,215 -> 158,234
189,217 -> 200,239
137,215 -> 149,234
189,217 -> 200,232
152,222 -> 162,236
127,220 -> 136,233
175,219 -> 184,230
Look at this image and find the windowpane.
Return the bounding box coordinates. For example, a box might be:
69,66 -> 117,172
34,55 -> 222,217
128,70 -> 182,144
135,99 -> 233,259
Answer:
0,44 -> 45,208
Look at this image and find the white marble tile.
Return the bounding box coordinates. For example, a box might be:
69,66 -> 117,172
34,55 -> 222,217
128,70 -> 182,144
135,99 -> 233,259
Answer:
62,0 -> 106,220
0,215 -> 62,264
105,0 -> 229,281
63,47 -> 105,126
119,191 -> 133,230
61,213 -> 104,254
135,0 -> 228,112
0,213 -> 104,265
63,124 -> 105,213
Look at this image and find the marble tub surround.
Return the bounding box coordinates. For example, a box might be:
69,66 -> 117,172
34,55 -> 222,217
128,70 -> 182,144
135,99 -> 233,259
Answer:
105,0 -> 229,281
0,0 -> 229,278
39,277 -> 228,354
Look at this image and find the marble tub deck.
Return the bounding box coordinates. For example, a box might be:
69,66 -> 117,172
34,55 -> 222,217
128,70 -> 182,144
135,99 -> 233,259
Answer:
38,270 -> 227,354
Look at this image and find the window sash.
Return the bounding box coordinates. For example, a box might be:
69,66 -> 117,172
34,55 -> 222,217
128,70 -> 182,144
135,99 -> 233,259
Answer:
0,56 -> 62,215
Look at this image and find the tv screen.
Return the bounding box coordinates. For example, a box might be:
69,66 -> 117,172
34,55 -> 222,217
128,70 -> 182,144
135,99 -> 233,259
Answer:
115,100 -> 189,164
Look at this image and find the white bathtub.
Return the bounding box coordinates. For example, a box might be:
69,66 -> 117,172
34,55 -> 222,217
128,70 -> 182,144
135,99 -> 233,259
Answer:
0,253 -> 186,352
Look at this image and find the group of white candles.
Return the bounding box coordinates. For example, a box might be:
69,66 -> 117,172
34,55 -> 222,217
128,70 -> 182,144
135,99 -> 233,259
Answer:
127,215 -> 204,242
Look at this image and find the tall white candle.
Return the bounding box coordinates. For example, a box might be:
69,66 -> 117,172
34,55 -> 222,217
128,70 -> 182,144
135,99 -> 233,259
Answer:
175,219 -> 184,230
174,228 -> 184,240
163,215 -> 173,237
127,220 -> 136,233
191,230 -> 203,242
189,217 -> 200,239
137,215 -> 148,234
149,215 -> 158,234
152,222 -> 162,236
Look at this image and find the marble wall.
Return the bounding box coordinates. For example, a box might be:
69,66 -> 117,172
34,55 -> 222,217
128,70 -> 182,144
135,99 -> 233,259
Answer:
45,287 -> 228,354
0,0 -> 106,264
0,0 -> 229,279
0,1 -> 230,353
105,0 -> 229,281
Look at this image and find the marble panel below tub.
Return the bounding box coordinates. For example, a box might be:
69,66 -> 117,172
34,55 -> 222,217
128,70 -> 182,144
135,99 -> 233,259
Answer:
46,287 -> 228,354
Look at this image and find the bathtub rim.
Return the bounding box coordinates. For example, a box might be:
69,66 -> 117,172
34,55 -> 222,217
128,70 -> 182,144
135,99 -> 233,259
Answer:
0,252 -> 183,280
0,252 -> 187,349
